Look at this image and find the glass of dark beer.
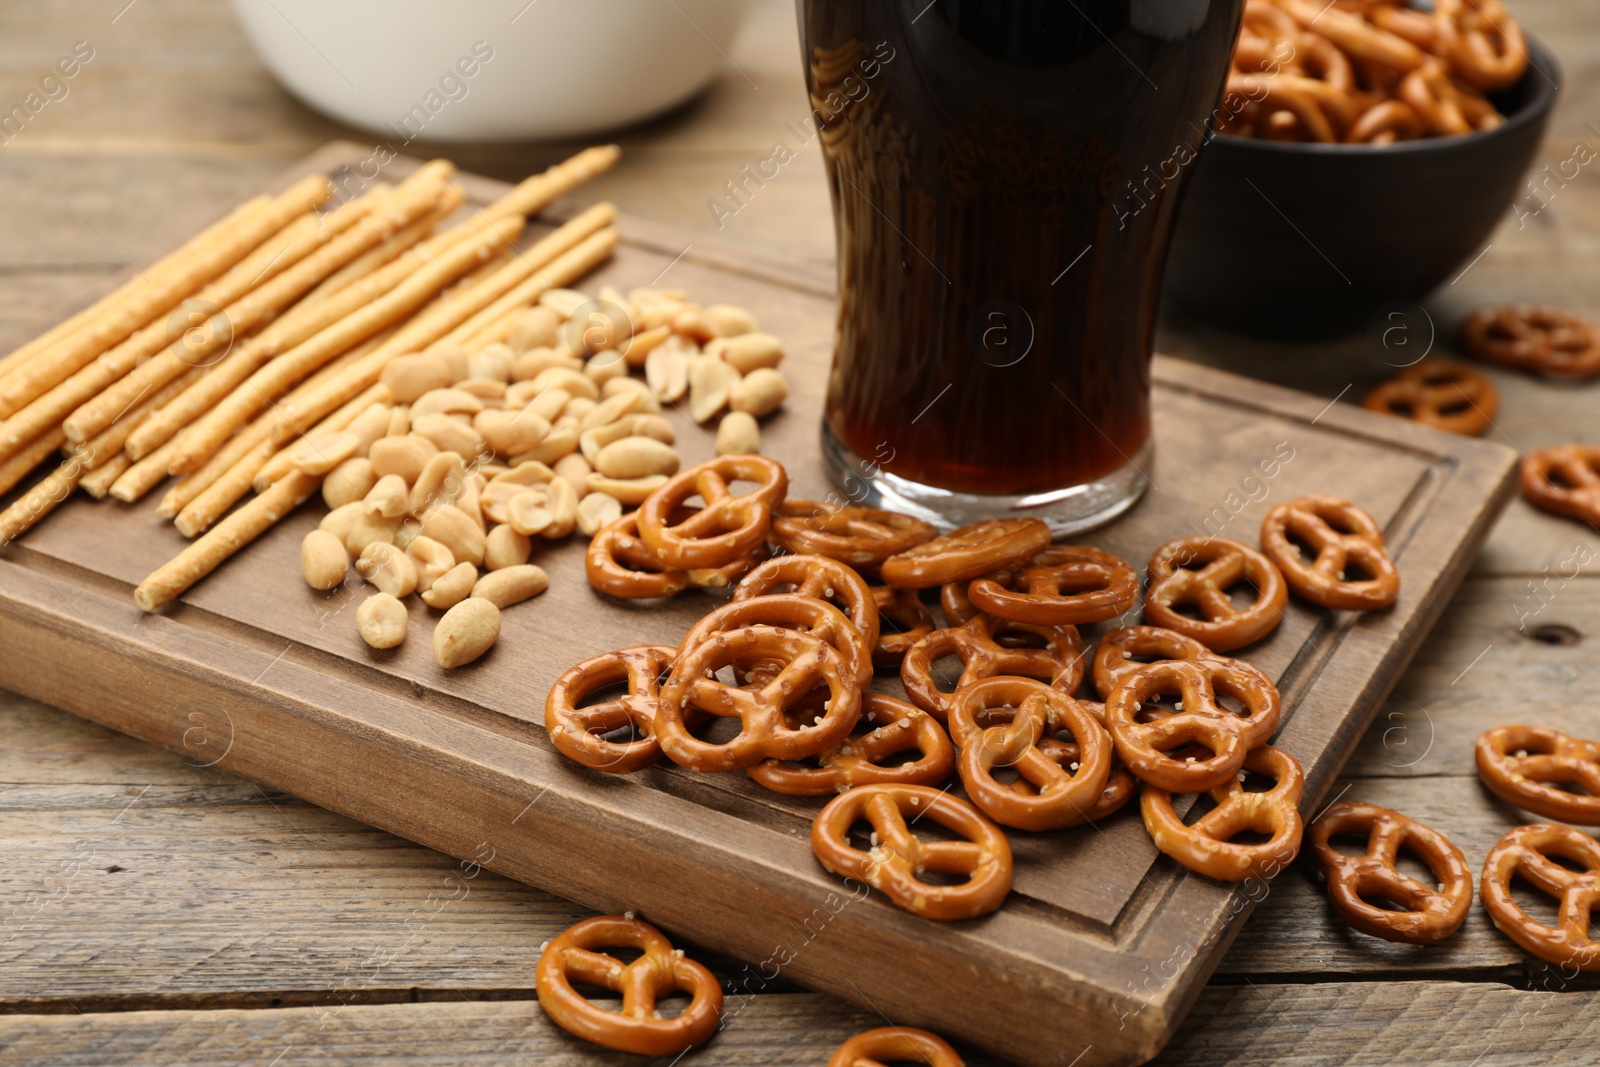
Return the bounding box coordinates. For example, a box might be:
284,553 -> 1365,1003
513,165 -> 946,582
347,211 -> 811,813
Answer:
800,0 -> 1244,533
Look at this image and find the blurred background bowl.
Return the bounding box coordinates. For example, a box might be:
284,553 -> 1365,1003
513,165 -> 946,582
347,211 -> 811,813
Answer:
1164,37 -> 1560,339
230,0 -> 752,143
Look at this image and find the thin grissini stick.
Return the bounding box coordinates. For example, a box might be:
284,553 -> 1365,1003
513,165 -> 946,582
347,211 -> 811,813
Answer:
134,470 -> 322,612
0,175 -> 332,416
68,174 -> 449,447
185,217 -> 526,467
282,224 -> 616,442
108,434 -> 184,505
138,196 -> 457,467
441,219 -> 619,348
300,189 -> 463,307
0,427 -> 67,497
462,144 -> 620,233
0,449 -> 93,546
165,435 -> 276,531
250,384 -> 389,495
155,338 -> 383,517
80,453 -> 132,499
75,363 -> 206,465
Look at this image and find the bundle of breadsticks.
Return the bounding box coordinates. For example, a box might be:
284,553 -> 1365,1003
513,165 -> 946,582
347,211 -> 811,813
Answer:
0,147 -> 624,606
1222,0 -> 1528,143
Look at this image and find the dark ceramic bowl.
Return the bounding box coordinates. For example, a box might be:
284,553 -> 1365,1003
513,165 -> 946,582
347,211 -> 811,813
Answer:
1164,38 -> 1560,338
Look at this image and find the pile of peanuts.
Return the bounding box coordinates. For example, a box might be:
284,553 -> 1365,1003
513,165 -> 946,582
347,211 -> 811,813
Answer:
296,285 -> 789,665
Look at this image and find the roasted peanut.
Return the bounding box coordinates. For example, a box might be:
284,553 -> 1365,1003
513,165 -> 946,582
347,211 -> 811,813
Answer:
344,511 -> 397,558
493,460 -> 557,486
519,385 -> 571,421
454,378 -> 508,402
484,524 -> 533,570
689,356 -> 740,423
577,491 -> 623,535
392,519 -> 423,550
586,472 -> 669,505
346,404 -> 392,456
357,541 -> 419,598
407,535 -> 456,593
421,561 -> 478,610
468,343 -> 515,383
476,408 -> 551,457
564,396 -> 598,421
286,431 -> 360,475
540,288 -> 588,319
386,405 -> 412,438
704,304 -> 758,337
381,353 -> 454,403
301,529 -> 350,591
410,452 -> 469,517
712,332 -> 784,373
508,305 -> 562,353
362,474 -> 411,519
510,477 -> 578,539
411,412 -> 486,460
595,436 -> 680,480
420,504 -> 486,567
472,564 -> 550,609
428,343 -> 471,383
529,366 -> 599,401
323,456 -> 377,509
509,423 -> 579,466
621,323 -> 672,367
411,388 -> 485,418
673,306 -> 719,343
728,367 -> 788,417
578,392 -> 638,433
357,592 -> 408,650
510,347 -> 582,384
584,351 -> 628,386
433,597 -> 501,668
320,501 -> 363,543
369,434 -> 438,483
552,452 -> 591,499
716,411 -> 761,455
645,344 -> 689,402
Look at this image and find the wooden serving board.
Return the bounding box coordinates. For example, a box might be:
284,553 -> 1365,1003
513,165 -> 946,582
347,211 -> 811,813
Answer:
0,144 -> 1518,1067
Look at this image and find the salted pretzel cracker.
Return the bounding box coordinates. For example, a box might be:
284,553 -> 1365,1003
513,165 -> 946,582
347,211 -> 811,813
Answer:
1142,745 -> 1305,882
1092,625 -> 1235,699
1310,801 -> 1472,943
636,454 -> 787,569
811,783 -> 1012,920
901,613 -> 1085,722
585,512 -> 765,599
880,518 -> 1051,590
1260,495 -> 1400,611
657,625 -> 860,771
1104,658 -> 1281,793
828,1027 -> 965,1067
680,594 -> 874,692
769,498 -> 937,566
1476,725 -> 1600,825
1480,823 -> 1600,971
1362,358 -> 1497,436
870,585 -> 936,666
545,645 -> 677,774
947,678 -> 1112,832
1520,444 -> 1600,528
733,554 -> 880,672
535,915 -> 722,1055
1144,536 -> 1288,652
1461,305 -> 1600,379
966,544 -> 1138,626
1435,0 -> 1528,91
747,693 -> 954,796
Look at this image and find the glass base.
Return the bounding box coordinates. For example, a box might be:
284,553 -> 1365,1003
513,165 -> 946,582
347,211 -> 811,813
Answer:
821,422 -> 1153,537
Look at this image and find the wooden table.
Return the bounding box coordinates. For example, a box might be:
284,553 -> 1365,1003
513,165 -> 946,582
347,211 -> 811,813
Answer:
2,2 -> 1597,1064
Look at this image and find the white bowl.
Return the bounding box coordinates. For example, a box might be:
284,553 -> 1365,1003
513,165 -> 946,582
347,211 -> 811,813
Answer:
230,0 -> 751,143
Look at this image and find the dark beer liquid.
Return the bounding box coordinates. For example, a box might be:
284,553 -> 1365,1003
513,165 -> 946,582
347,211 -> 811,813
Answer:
801,0 -> 1242,497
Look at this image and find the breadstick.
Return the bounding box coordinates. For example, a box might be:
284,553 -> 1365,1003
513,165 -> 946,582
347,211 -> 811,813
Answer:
68,173 -> 448,446
250,384 -> 389,494
108,435 -> 184,504
273,223 -> 613,442
175,217 -> 524,472
75,363 -> 206,463
0,175 -> 331,416
80,453 -> 132,499
0,448 -> 92,546
0,427 -> 67,497
134,470 -> 321,612
300,188 -> 463,307
156,339 -> 382,516
440,208 -> 617,347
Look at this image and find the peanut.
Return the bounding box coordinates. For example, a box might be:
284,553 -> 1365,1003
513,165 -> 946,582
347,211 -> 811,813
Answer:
586,472 -> 669,505
508,305 -> 562,353
673,306 -> 719,343
407,535 -> 456,593
428,343 -> 472,383
472,564 -> 550,609
411,388 -> 485,418
319,501 -> 363,543
357,541 -> 419,598
323,456 -> 377,509
363,474 -> 411,519
540,288 -> 589,319
493,460 -> 557,486
552,452 -> 592,499
484,524 -> 533,570
595,436 -> 680,480
347,403 -> 392,455
689,356 -> 740,423
301,529 -> 349,591
508,478 -> 578,539
716,411 -> 761,455
578,392 -> 638,433
433,597 -> 501,668
421,504 -> 486,567
381,353 -> 454,403
577,491 -> 623,535
393,518 -> 422,550
411,412 -> 486,459
369,434 -> 439,483
455,377 -> 508,402
728,367 -> 789,417
386,405 -> 411,438
621,323 -> 672,367
518,385 -> 571,422
476,408 -> 551,457
645,345 -> 688,402
421,561 -> 478,610
509,423 -> 579,466
704,304 -> 758,337
510,347 -> 582,384
467,343 -> 515,383
584,351 -> 627,386
410,452 -> 469,517
344,511 -> 397,558
529,366 -> 600,401
713,332 -> 784,373
564,396 -> 598,421
286,431 -> 360,476
357,593 -> 408,650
